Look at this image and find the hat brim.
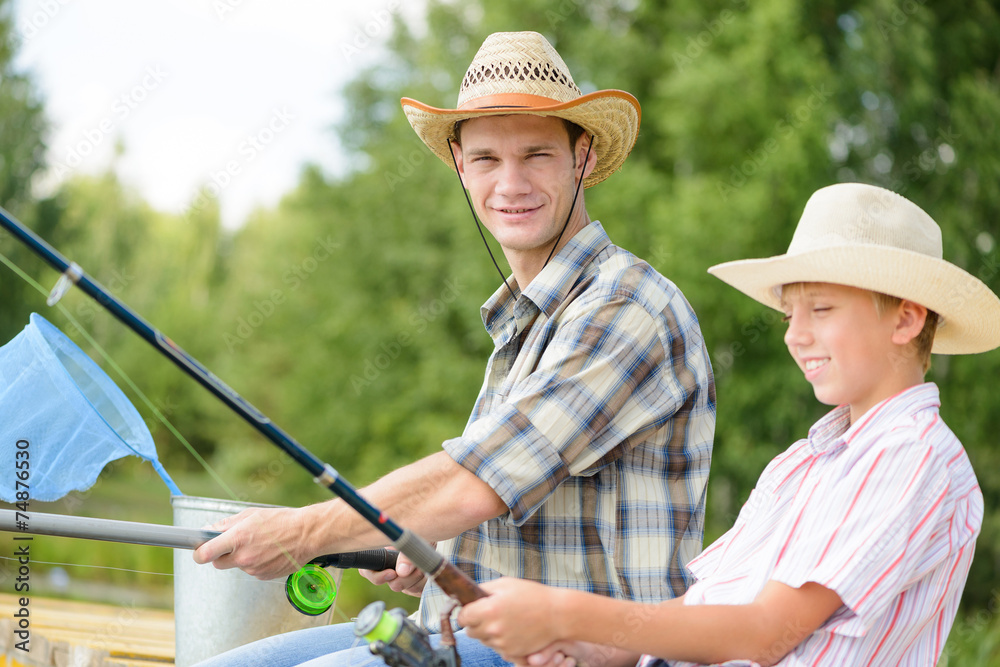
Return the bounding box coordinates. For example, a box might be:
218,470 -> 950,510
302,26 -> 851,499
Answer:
708,245 -> 1000,355
401,89 -> 640,188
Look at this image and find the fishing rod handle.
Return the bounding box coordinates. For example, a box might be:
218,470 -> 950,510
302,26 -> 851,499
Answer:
394,528 -> 488,604
317,466 -> 488,603
313,548 -> 398,571
433,562 -> 489,604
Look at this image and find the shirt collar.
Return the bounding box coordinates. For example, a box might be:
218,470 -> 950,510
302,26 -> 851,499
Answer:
480,221 -> 612,337
807,382 -> 941,454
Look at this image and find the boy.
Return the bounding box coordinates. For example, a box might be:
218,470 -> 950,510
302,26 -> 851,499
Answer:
457,183 -> 1000,666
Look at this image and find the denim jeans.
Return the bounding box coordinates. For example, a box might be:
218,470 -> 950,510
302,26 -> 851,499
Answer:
191,621 -> 510,667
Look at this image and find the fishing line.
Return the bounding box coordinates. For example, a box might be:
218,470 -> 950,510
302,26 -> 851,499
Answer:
0,554 -> 173,577
541,132 -> 592,268
447,141 -> 518,304
0,248 -> 236,499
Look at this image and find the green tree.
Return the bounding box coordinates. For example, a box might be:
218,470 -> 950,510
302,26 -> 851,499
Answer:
0,0 -> 47,341
0,0 -> 45,210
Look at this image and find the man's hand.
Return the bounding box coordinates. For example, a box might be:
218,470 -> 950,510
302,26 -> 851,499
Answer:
359,551 -> 428,597
522,641 -> 636,667
190,450 -> 507,585
192,506 -> 317,580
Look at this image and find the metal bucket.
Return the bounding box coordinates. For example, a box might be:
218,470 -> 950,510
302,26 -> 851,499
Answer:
172,495 -> 337,666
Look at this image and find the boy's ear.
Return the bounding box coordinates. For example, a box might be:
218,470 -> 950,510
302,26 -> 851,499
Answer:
891,300 -> 928,346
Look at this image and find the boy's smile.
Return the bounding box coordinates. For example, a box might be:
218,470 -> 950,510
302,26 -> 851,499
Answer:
781,282 -> 915,423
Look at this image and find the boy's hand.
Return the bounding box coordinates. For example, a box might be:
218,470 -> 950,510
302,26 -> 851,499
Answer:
458,578 -> 564,660
359,551 -> 427,596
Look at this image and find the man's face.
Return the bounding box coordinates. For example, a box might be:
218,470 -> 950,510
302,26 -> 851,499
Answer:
451,115 -> 591,266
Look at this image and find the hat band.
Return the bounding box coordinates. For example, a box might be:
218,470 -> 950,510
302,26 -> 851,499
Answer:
459,92 -> 566,111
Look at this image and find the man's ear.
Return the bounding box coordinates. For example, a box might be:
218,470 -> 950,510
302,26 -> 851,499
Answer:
450,140 -> 467,188
892,300 -> 928,346
578,134 -> 598,181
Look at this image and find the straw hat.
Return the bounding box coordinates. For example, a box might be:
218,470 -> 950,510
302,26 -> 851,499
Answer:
401,31 -> 640,188
708,183 -> 1000,355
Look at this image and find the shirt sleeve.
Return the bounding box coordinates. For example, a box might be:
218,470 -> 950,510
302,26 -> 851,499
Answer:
685,495 -> 756,582
687,444 -> 806,582
444,294 -> 693,525
768,429 -> 952,636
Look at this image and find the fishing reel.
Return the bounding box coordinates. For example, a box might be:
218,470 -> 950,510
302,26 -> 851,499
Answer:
285,549 -> 399,615
354,601 -> 460,667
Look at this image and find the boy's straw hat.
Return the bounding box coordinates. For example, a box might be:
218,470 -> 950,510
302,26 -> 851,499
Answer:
708,183 -> 1000,355
401,31 -> 640,188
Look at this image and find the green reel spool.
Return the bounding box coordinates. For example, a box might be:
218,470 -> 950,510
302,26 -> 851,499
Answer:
285,563 -> 338,615
355,600 -> 402,643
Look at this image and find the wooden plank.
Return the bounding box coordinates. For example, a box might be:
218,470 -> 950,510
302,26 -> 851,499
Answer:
0,594 -> 173,667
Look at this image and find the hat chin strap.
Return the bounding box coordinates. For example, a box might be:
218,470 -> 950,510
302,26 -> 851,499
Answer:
541,133 -> 593,269
447,134 -> 594,304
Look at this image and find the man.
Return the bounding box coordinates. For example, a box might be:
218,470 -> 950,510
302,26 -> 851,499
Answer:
193,31 -> 714,667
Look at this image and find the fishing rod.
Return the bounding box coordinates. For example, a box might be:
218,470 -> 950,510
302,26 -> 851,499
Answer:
0,206 -> 488,613
0,509 -> 397,615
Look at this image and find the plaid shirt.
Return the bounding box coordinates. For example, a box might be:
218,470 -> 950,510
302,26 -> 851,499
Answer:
418,221 -> 716,630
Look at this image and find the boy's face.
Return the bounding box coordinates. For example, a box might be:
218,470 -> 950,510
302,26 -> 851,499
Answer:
781,282 -> 908,422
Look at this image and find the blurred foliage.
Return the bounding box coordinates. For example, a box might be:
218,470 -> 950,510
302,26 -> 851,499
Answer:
0,0 -> 46,345
1,0 -> 1000,660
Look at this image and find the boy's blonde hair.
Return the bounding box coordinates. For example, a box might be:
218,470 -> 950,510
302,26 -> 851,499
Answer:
870,291 -> 939,373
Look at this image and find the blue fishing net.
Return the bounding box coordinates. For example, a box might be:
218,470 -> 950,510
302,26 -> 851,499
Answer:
0,313 -> 180,502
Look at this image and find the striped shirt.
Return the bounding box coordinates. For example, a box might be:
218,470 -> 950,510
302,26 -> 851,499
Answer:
418,221 -> 716,630
647,382 -> 982,667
